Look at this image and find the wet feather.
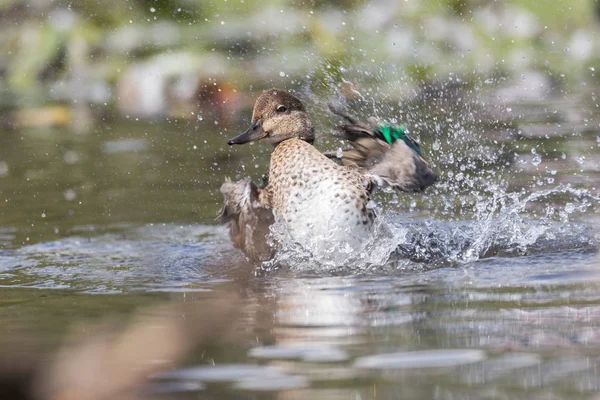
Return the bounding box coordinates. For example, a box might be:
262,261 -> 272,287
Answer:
218,178 -> 274,262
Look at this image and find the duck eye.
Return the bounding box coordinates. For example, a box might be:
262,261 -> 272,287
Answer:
276,105 -> 287,113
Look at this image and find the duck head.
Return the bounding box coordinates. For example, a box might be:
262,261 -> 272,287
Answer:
228,89 -> 314,146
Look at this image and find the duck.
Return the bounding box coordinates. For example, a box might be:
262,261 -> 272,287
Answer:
218,89 -> 438,263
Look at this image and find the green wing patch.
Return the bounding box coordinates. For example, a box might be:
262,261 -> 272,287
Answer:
375,124 -> 422,156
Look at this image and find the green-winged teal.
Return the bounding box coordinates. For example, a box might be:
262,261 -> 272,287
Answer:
219,89 -> 437,262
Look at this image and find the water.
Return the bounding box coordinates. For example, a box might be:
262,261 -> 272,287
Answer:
0,83 -> 599,399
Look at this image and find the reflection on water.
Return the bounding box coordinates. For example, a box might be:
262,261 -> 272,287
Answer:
149,262 -> 600,399
0,86 -> 599,399
3,261 -> 600,398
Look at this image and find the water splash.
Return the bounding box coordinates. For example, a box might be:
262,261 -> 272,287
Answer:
262,216 -> 407,274
260,76 -> 599,273
263,183 -> 597,273
395,184 -> 598,266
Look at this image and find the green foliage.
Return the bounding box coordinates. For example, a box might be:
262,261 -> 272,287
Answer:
0,0 -> 598,110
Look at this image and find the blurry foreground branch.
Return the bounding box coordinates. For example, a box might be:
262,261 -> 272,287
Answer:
0,294 -> 240,400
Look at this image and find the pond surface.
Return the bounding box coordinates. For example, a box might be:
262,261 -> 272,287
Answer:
0,85 -> 599,399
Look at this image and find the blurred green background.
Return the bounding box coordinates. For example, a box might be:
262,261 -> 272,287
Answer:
1,0 -> 599,128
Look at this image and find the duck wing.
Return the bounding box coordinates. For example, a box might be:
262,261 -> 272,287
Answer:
327,104 -> 438,193
218,178 -> 274,262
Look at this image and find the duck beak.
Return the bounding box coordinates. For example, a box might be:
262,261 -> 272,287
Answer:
227,119 -> 266,145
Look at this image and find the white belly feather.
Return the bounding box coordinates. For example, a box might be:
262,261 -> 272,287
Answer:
279,179 -> 372,255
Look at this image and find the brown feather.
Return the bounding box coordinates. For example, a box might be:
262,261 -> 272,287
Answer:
218,178 -> 275,262
328,103 -> 438,193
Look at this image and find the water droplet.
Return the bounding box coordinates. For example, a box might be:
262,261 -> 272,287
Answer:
432,140 -> 440,151
279,71 -> 285,77
336,147 -> 343,158
531,155 -> 542,166
150,7 -> 156,12
197,115 -> 203,121
564,203 -> 575,214
0,161 -> 8,177
575,155 -> 585,165
41,212 -> 46,218
64,189 -> 76,201
590,67 -> 595,71
63,151 -> 79,164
